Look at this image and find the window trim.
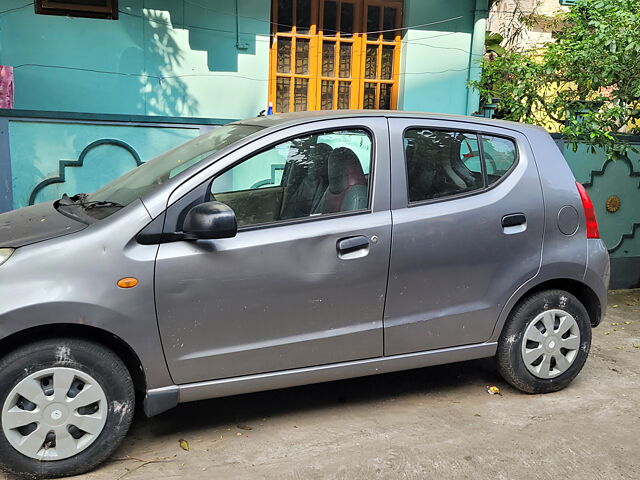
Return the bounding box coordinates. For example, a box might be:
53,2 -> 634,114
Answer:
207,125 -> 377,232
401,126 -> 520,208
35,0 -> 118,19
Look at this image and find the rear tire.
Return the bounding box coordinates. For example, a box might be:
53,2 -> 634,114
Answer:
497,289 -> 592,394
0,338 -> 134,478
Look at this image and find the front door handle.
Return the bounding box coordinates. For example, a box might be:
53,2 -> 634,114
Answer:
337,235 -> 370,259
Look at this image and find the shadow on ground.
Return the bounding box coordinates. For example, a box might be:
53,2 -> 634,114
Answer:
132,358 -> 502,438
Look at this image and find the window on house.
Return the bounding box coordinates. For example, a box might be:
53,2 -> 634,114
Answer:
270,0 -> 402,112
35,0 -> 118,20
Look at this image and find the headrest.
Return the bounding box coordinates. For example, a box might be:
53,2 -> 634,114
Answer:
327,147 -> 366,195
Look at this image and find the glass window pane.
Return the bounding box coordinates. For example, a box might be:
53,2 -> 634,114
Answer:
367,5 -> 380,38
363,82 -> 377,109
383,7 -> 397,40
211,129 -> 373,226
321,80 -> 334,109
482,135 -> 517,184
277,37 -> 292,74
379,83 -> 391,109
276,77 -> 290,113
365,44 -> 378,79
316,130 -> 372,175
323,0 -> 337,35
381,45 -> 394,80
340,2 -> 354,37
295,38 -> 310,74
278,0 -> 293,32
339,43 -> 352,78
294,78 -> 308,111
296,0 -> 311,33
460,135 -> 481,174
404,129 -> 485,202
338,81 -> 350,109
322,41 -> 336,77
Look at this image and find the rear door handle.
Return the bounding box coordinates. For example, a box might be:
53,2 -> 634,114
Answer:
502,213 -> 526,228
337,235 -> 370,259
501,213 -> 527,234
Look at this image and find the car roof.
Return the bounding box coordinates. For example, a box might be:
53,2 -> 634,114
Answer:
236,110 -> 544,134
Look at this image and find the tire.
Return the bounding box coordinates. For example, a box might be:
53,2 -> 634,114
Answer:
0,338 -> 135,478
497,289 -> 592,394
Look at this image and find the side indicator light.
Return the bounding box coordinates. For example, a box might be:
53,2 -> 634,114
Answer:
117,277 -> 139,289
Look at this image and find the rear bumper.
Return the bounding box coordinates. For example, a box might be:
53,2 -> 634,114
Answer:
584,238 -> 610,327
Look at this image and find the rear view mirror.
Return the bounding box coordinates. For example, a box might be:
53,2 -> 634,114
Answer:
182,201 -> 237,239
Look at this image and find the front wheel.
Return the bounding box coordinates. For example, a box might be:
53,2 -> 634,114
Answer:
0,338 -> 134,478
497,289 -> 592,394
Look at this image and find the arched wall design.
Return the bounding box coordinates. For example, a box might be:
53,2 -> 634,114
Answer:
29,139 -> 142,206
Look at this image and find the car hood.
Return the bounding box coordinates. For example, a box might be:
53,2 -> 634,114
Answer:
0,202 -> 87,248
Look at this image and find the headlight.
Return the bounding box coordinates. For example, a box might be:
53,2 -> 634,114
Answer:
0,248 -> 14,267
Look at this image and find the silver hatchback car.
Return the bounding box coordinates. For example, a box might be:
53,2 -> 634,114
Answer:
0,111 -> 609,478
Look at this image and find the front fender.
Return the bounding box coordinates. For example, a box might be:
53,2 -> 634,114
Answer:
0,202 -> 173,389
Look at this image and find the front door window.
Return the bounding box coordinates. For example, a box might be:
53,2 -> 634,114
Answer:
211,128 -> 373,227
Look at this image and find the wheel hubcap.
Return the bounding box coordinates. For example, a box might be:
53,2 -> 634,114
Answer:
521,309 -> 581,379
1,367 -> 108,460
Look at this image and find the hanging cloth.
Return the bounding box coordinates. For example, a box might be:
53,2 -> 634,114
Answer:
0,66 -> 14,109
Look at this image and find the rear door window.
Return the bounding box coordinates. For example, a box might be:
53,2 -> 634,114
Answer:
482,135 -> 517,185
404,129 -> 484,203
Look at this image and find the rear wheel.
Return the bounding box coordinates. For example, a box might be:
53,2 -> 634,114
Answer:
497,289 -> 592,393
0,338 -> 134,478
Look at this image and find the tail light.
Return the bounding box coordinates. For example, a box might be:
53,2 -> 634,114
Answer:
576,182 -> 600,239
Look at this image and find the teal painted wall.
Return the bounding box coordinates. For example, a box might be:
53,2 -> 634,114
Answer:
0,0 -> 271,119
399,0 -> 481,115
8,120 -> 200,209
0,0 -> 483,119
560,141 -> 640,258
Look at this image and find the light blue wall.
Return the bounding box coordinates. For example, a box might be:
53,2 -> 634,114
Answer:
0,0 -> 483,119
399,0 -> 482,115
0,0 -> 488,213
8,120 -> 200,209
0,0 -> 271,119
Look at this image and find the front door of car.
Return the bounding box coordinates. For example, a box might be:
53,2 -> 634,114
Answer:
155,118 -> 391,384
383,118 -> 544,355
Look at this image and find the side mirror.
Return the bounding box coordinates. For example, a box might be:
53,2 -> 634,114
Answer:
182,201 -> 237,239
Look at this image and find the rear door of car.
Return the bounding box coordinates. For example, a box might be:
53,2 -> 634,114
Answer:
384,117 -> 544,355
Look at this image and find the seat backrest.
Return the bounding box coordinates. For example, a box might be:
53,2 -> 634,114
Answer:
280,143 -> 332,219
314,147 -> 368,214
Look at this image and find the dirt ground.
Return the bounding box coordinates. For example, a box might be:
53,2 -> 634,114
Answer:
7,290 -> 640,480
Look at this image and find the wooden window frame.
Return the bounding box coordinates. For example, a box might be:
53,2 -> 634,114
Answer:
35,0 -> 118,20
316,0 -> 363,110
269,0 -> 402,113
270,0 -> 320,113
359,0 -> 402,110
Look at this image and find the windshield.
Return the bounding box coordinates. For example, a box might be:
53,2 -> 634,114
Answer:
77,124 -> 262,215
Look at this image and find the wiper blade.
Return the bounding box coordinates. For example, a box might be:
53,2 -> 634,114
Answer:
58,193 -> 89,207
81,200 -> 124,210
57,194 -> 123,210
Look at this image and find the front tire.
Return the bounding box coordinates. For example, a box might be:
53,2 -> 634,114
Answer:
497,289 -> 592,394
0,338 -> 134,478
